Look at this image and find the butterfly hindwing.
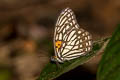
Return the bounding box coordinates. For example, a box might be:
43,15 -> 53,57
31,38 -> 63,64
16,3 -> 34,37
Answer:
54,8 -> 92,62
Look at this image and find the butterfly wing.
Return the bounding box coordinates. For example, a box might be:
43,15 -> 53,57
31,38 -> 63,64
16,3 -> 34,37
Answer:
54,8 -> 92,62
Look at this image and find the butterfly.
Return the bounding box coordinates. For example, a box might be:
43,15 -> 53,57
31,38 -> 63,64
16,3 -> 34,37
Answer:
51,7 -> 92,63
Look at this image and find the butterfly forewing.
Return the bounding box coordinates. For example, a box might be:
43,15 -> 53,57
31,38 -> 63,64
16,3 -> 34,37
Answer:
54,8 -> 92,62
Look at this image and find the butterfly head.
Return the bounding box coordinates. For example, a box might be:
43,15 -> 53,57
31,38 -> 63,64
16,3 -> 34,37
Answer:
51,56 -> 64,63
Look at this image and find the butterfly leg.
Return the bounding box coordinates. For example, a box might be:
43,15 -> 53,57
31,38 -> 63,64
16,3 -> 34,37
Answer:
65,59 -> 71,63
56,61 -> 62,69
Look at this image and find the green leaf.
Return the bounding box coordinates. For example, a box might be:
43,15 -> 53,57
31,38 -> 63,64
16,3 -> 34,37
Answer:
37,37 -> 109,80
97,24 -> 120,80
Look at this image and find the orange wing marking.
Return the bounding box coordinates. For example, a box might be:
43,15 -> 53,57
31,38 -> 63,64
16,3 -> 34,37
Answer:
55,41 -> 62,52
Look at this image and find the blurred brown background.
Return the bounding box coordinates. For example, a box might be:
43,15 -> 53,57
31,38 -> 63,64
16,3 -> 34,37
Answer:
0,0 -> 120,80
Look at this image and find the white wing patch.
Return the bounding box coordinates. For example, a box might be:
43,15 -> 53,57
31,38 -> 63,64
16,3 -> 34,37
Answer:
59,33 -> 62,40
67,30 -> 76,41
